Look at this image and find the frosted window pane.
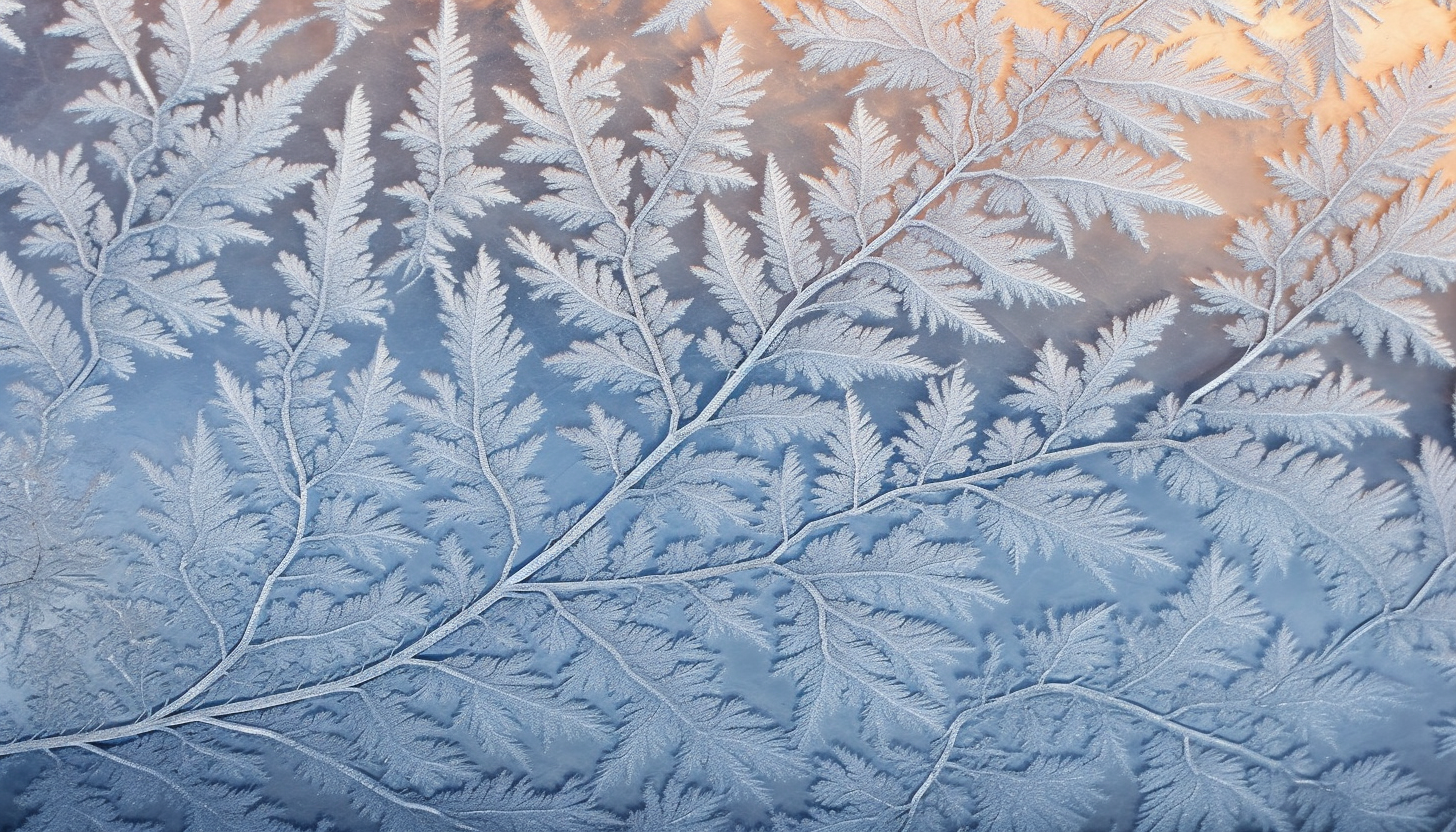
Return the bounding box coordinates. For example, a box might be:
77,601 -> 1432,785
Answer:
0,0 -> 1453,829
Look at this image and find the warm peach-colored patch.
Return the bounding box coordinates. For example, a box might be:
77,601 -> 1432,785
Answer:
452,0 -> 1455,177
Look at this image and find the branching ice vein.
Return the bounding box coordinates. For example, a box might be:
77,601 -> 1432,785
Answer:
198,717 -> 476,830
900,680 -> 1319,830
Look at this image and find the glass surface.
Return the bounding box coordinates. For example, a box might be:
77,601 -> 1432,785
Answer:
0,0 -> 1454,829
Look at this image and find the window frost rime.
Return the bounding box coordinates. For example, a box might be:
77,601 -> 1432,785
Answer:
0,0 -> 1454,829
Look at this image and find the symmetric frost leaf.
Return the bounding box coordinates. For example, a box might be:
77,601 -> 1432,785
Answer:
384,0 -> 513,282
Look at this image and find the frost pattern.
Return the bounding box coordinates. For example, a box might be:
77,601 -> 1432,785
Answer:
0,0 -> 1454,829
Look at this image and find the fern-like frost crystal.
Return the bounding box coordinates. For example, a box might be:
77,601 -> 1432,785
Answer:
0,0 -> 1454,830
